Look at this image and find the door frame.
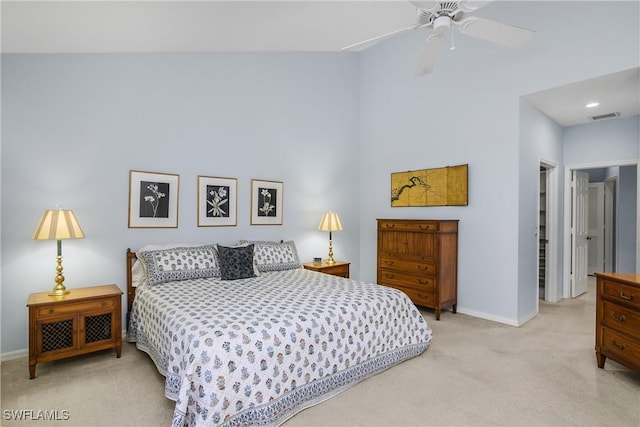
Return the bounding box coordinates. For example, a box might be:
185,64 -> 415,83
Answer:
604,177 -> 617,272
563,160 -> 640,299
539,159 -> 559,304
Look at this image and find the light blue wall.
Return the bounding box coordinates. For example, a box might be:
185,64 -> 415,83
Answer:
518,100 -> 564,319
617,165 -> 637,272
358,1 -> 639,325
1,53 -> 361,354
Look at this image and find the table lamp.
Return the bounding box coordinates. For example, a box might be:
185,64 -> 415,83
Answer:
33,209 -> 85,296
318,211 -> 343,264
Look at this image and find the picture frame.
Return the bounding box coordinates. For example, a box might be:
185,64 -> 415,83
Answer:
197,175 -> 237,227
250,179 -> 283,225
128,170 -> 179,228
391,164 -> 468,207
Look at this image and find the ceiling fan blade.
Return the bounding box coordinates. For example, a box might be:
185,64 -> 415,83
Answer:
409,1 -> 439,11
458,1 -> 496,13
342,24 -> 420,51
416,33 -> 443,76
456,17 -> 535,48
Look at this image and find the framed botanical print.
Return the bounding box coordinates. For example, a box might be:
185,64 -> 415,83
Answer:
250,179 -> 283,225
197,175 -> 237,227
128,170 -> 179,228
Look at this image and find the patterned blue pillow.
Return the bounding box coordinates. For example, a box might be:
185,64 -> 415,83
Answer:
237,240 -> 301,272
218,244 -> 256,280
138,244 -> 220,285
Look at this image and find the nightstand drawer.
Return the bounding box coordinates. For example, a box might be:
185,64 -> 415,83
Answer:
36,298 -> 115,318
601,328 -> 640,365
303,261 -> 350,278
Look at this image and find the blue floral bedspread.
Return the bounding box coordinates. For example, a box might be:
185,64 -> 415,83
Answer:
127,268 -> 431,426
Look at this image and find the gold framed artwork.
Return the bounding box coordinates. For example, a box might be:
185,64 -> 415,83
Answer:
391,164 -> 468,207
197,176 -> 237,227
128,170 -> 180,228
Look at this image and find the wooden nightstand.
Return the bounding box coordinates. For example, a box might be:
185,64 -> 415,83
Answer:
27,284 -> 123,379
303,260 -> 350,278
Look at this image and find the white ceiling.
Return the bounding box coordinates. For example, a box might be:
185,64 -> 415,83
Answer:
2,0 -> 638,127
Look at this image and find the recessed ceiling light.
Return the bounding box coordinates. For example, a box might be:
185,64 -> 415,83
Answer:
585,102 -> 600,108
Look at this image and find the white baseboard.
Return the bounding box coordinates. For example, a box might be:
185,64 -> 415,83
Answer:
456,307 -> 522,327
1,348 -> 27,362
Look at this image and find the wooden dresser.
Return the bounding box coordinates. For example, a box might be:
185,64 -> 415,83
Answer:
377,219 -> 458,320
595,272 -> 640,373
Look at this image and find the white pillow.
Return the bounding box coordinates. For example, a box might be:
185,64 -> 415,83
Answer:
237,240 -> 301,272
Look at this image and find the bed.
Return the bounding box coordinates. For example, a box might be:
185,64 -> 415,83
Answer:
126,241 -> 432,426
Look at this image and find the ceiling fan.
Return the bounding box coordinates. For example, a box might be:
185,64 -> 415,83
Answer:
343,0 -> 535,76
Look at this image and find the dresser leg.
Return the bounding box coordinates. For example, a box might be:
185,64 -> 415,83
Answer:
596,352 -> 606,369
435,307 -> 441,320
452,304 -> 457,314
29,363 -> 36,379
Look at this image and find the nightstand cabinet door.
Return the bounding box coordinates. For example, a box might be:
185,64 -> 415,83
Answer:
36,315 -> 78,357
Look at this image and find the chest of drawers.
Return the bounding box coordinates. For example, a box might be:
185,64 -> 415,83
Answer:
377,219 -> 458,320
595,272 -> 640,373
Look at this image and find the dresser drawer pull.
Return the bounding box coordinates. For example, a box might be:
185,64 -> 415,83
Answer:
611,340 -> 626,350
416,265 -> 428,271
610,312 -> 626,322
385,224 -> 395,229
385,274 -> 395,279
418,279 -> 430,285
418,225 -> 430,230
384,261 -> 395,266
619,291 -> 636,301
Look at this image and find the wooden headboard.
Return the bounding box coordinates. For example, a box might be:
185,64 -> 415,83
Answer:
126,248 -> 137,318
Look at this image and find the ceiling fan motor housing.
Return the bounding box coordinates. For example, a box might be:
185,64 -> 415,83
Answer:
433,16 -> 452,35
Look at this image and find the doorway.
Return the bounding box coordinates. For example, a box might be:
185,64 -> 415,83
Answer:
563,160 -> 639,299
538,160 -> 558,304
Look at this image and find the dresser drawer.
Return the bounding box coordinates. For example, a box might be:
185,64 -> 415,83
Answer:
601,327 -> 640,365
379,257 -> 436,275
378,220 -> 439,232
37,298 -> 115,318
602,280 -> 640,309
601,301 -> 640,336
378,269 -> 435,291
396,286 -> 435,307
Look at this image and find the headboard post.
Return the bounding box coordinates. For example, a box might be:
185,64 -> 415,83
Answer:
126,248 -> 137,327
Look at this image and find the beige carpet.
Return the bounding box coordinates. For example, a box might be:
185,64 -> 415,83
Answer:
2,279 -> 639,426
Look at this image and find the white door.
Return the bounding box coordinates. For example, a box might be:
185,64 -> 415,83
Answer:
571,171 -> 589,297
588,182 -> 605,274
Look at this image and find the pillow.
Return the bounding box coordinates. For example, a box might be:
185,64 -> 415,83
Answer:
133,243 -> 208,287
137,244 -> 221,285
217,244 -> 256,280
237,240 -> 301,272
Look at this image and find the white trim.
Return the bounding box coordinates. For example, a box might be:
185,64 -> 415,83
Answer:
563,159 -> 639,299
456,307 -> 520,327
1,348 -> 27,362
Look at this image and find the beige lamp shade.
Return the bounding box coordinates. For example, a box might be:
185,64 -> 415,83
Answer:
318,211 -> 343,232
33,210 -> 85,241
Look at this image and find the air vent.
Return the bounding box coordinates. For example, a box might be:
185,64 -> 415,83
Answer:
589,112 -> 620,121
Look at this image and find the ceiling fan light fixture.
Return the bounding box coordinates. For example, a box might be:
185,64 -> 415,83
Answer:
585,102 -> 600,108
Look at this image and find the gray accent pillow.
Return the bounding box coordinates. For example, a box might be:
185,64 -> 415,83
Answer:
218,244 -> 256,280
